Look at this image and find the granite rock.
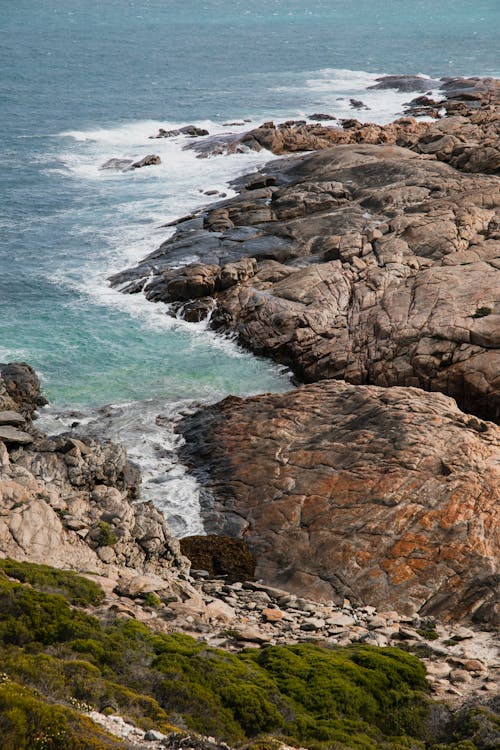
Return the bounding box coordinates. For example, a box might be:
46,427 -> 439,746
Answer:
181,380 -> 499,625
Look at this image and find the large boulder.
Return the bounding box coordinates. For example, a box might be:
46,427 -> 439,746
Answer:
180,380 -> 500,626
0,362 -> 47,417
114,132 -> 500,423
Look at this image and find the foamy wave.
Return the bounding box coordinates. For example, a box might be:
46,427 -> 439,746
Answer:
39,398 -> 205,537
60,118 -> 248,145
271,67 -> 442,124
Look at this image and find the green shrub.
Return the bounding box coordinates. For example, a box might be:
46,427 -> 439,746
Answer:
0,579 -> 99,646
0,681 -> 126,749
143,592 -> 161,607
0,558 -> 105,606
97,523 -> 117,547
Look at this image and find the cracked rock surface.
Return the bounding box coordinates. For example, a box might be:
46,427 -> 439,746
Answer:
113,140 -> 500,421
180,380 -> 499,626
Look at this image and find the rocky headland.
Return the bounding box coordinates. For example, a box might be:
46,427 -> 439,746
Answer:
1,76 -> 499,748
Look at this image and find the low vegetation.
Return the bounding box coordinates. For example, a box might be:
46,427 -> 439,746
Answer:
0,560 -> 497,750
0,558 -> 105,606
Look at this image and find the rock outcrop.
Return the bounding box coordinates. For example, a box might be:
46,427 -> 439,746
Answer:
113,142 -> 500,422
180,380 -> 500,626
0,363 -> 189,588
107,78 -> 500,629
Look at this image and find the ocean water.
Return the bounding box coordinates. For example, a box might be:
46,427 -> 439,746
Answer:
1,0 -> 499,533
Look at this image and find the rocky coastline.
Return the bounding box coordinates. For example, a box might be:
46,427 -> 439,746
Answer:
0,361 -> 498,748
110,76 -> 499,621
1,75 -> 499,748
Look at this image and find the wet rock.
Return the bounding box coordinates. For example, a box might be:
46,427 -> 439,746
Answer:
350,98 -> 370,110
150,125 -> 209,139
368,75 -> 441,93
100,158 -> 134,171
309,113 -> 337,121
130,154 -> 161,169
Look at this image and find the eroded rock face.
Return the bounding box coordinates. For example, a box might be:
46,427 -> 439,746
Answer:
180,380 -> 500,626
0,364 -> 188,581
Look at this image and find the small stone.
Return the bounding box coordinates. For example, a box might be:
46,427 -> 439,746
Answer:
206,600 -> 236,623
426,662 -> 451,679
377,610 -> 401,622
294,598 -> 318,613
97,546 -> 115,564
277,594 -> 297,608
300,618 -> 326,631
327,613 -> 356,627
235,626 -> 272,643
362,631 -> 389,647
450,669 -> 473,684
462,659 -> 486,672
368,615 -> 388,630
398,626 -> 422,641
262,607 -> 284,622
482,681 -> 498,691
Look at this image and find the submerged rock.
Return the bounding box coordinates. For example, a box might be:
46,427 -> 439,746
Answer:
100,154 -> 161,171
130,154 -> 161,168
100,157 -> 135,171
368,74 -> 441,92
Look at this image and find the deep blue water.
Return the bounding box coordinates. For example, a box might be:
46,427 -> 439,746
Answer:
1,0 -> 499,407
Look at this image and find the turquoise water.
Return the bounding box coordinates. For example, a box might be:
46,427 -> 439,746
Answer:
1,0 -> 499,407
